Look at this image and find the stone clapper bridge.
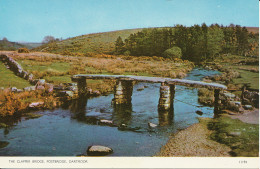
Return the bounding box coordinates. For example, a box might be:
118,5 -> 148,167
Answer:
71,74 -> 227,117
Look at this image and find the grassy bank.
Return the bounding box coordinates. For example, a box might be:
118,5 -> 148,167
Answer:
0,90 -> 60,117
198,54 -> 259,106
205,54 -> 259,90
0,62 -> 31,89
209,115 -> 259,157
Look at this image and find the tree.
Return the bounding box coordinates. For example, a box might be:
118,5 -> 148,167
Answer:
115,36 -> 125,55
2,37 -> 8,41
42,36 -> 56,44
162,46 -> 182,59
207,25 -> 224,60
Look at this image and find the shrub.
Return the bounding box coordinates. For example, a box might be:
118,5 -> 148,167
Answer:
162,46 -> 182,59
18,48 -> 29,53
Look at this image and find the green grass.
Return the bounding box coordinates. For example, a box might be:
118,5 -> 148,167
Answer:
208,116 -> 259,157
213,54 -> 259,90
18,60 -> 70,73
233,69 -> 259,90
44,75 -> 72,84
0,62 -> 31,89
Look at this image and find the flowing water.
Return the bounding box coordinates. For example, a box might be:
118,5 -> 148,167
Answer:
0,67 -> 220,156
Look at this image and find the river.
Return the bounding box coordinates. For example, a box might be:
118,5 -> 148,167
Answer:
0,67 -> 220,156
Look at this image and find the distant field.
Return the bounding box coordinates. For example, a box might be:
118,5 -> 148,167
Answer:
0,62 -> 31,89
20,42 -> 43,49
246,27 -> 259,34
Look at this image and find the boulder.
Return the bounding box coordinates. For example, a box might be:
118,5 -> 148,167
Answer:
148,122 -> 157,128
29,102 -> 44,108
196,110 -> 203,116
36,85 -> 45,90
68,83 -> 77,86
30,86 -> 36,91
65,91 -> 74,97
23,72 -> 29,79
45,83 -> 54,93
67,86 -> 78,92
53,85 -> 64,91
23,87 -> 31,91
87,88 -> 93,94
16,89 -> 23,93
28,74 -> 34,81
87,145 -> 113,156
234,101 -> 241,106
226,101 -> 239,112
99,119 -> 115,126
37,79 -> 46,86
244,105 -> 253,110
137,86 -> 144,91
228,131 -> 241,137
223,92 -> 236,99
11,87 -> 17,92
93,90 -> 101,96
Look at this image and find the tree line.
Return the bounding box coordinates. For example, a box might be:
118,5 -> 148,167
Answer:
115,24 -> 259,62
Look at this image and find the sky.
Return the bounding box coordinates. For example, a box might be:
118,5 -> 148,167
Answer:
0,0 -> 259,42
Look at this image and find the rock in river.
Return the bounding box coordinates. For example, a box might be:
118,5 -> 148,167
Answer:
196,110 -> 203,116
137,86 -> 144,91
87,145 -> 113,156
148,122 -> 157,128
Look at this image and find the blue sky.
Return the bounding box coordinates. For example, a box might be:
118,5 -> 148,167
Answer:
0,0 -> 259,42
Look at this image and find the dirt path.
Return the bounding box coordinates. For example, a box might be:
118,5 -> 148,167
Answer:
228,109 -> 259,124
157,120 -> 231,157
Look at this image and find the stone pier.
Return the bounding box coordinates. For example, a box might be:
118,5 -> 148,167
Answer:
73,76 -> 87,96
158,83 -> 175,111
158,83 -> 175,126
112,80 -> 133,105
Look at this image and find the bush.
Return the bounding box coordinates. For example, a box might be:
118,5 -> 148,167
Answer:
18,48 -> 30,53
162,46 -> 182,59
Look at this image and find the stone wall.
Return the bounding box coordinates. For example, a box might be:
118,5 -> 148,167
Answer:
0,54 -> 36,84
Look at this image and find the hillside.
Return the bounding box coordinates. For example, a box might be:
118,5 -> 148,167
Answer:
0,39 -> 26,51
33,28 -> 143,54
33,27 -> 258,55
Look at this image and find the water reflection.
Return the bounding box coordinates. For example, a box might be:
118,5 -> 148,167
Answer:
112,103 -> 133,125
158,108 -> 174,126
68,97 -> 99,125
69,96 -> 88,115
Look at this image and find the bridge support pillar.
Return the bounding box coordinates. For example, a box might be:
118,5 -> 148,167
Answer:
112,80 -> 133,105
77,77 -> 87,96
214,89 -> 221,114
158,84 -> 175,111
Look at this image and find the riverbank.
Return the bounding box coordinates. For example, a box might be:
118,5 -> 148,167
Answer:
158,110 -> 259,157
157,118 -> 231,157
